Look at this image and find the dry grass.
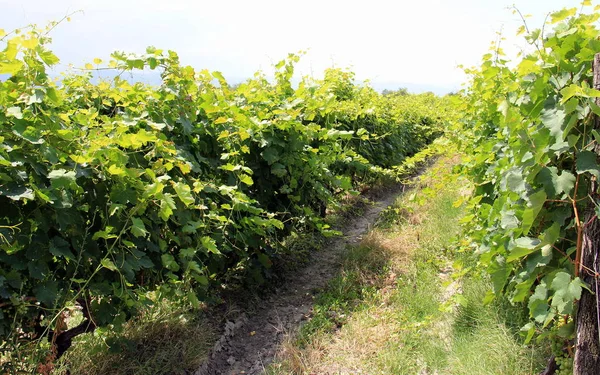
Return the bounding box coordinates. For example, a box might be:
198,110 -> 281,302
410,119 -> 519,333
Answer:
270,226 -> 435,375
55,299 -> 216,375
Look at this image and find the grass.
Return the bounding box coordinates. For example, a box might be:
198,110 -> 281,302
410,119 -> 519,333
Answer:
267,151 -> 547,375
54,298 -> 216,375
447,277 -> 540,375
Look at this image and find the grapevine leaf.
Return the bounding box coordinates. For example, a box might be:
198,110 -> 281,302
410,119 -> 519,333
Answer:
48,169 -> 77,188
502,168 -> 526,193
159,194 -> 176,221
144,182 -> 164,198
188,290 -> 200,309
271,163 -> 287,177
507,237 -> 541,262
49,237 -> 74,260
28,261 -> 49,280
180,247 -> 196,258
0,60 -> 23,74
101,259 -> 118,272
239,174 -> 254,186
262,148 -> 279,164
540,107 -> 565,141
541,222 -> 561,245
38,48 -> 60,65
201,236 -> 220,254
0,184 -> 34,201
576,150 -> 600,178
522,190 -> 546,234
556,171 -> 576,196
33,280 -> 58,306
6,106 -> 23,119
161,254 -> 180,271
528,283 -> 549,323
521,322 -> 536,344
173,182 -> 195,206
550,8 -> 577,24
550,272 -> 584,314
130,217 -> 148,238
489,256 -> 510,293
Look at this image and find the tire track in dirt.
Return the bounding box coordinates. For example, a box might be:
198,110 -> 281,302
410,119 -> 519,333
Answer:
195,185 -> 406,375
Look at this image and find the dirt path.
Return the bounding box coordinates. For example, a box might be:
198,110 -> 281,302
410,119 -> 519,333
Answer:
194,185 -> 406,375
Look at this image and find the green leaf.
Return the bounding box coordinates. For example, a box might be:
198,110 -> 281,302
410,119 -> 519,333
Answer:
173,182 -> 195,206
0,184 -> 34,201
92,230 -> 118,240
180,247 -> 197,258
550,272 -> 573,292
143,182 -> 164,198
557,321 -> 575,338
212,71 -> 226,83
161,254 -> 180,271
0,60 -> 24,74
239,174 -> 254,186
28,260 -> 49,280
27,90 -> 44,105
555,172 -> 574,196
195,274 -> 209,285
201,236 -> 220,254
541,222 -> 561,245
33,280 -> 58,306
49,237 -> 74,260
12,121 -> 44,144
271,163 -> 287,177
107,164 -> 127,176
48,169 -> 77,188
592,129 -> 600,143
6,106 -> 23,119
262,148 -> 279,164
257,253 -> 272,268
159,194 -> 176,221
576,150 -> 600,178
101,259 -> 118,271
38,48 -> 60,66
502,168 -> 526,193
130,217 -> 148,238
188,290 -> 200,309
550,272 -> 584,314
522,190 -> 546,234
528,282 -> 549,323
520,322 -> 536,344
561,84 -> 582,103
540,169 -> 577,196
550,8 -> 577,24
540,107 -> 565,141
489,256 -> 510,293
500,210 -> 519,230
507,237 -> 541,262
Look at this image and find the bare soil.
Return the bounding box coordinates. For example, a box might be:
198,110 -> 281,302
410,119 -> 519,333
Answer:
194,185 -> 406,375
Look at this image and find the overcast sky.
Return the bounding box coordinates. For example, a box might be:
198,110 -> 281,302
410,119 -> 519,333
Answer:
0,0 -> 592,93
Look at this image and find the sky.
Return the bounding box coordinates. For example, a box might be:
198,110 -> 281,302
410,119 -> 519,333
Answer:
0,0 -> 593,94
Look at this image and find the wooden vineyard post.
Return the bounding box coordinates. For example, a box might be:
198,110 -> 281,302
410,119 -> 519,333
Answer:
573,52 -> 600,375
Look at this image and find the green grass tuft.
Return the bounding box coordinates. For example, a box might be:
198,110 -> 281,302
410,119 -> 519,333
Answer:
55,298 -> 216,375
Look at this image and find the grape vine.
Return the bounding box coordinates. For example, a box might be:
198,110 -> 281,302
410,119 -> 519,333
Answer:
459,3 -> 600,371
0,22 -> 452,371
